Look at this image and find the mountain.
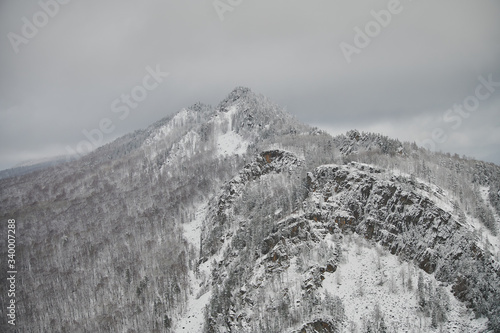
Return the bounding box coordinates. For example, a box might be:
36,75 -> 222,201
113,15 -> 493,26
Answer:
0,155 -> 68,180
0,87 -> 499,332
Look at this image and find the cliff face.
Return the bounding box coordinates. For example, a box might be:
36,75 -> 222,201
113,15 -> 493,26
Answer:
200,153 -> 500,332
305,163 -> 500,318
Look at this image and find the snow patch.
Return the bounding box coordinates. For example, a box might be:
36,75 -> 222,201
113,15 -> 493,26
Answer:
216,130 -> 248,157
182,203 -> 207,252
176,203 -> 211,333
212,105 -> 248,157
176,283 -> 212,333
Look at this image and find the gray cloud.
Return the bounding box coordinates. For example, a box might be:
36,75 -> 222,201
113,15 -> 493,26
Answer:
1,0 -> 499,170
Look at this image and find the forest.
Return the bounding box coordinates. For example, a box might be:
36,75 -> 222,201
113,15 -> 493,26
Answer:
0,88 -> 499,332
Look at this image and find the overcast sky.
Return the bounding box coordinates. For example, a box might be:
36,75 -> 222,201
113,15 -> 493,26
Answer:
1,0 -> 499,170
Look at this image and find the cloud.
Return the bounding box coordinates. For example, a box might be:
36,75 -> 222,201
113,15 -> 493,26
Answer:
0,0 -> 499,170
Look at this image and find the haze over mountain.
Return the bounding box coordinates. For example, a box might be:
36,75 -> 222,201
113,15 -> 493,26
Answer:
0,88 -> 499,332
1,1 -> 499,170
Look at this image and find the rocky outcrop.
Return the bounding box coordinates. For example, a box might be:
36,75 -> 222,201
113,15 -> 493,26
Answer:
201,150 -> 303,258
292,319 -> 337,333
304,163 -> 500,325
202,158 -> 500,332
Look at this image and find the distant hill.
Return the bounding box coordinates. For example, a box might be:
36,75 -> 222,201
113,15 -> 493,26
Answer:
0,155 -> 69,180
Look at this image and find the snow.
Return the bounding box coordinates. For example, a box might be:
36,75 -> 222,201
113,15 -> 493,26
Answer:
174,150 -> 496,332
236,230 -> 487,332
140,103 -> 249,165
216,130 -> 248,157
176,203 -> 212,333
355,165 -> 499,254
381,167 -> 500,258
176,282 -> 212,333
149,109 -> 192,144
478,187 -> 500,253
185,159 -> 495,332
177,199 -> 244,333
480,187 -> 500,228
387,167 -> 455,214
141,108 -> 200,162
321,233 -> 487,333
212,105 -> 249,157
182,203 -> 207,252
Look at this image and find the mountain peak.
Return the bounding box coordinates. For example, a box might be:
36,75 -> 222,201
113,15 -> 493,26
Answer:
227,86 -> 253,98
217,86 -> 255,110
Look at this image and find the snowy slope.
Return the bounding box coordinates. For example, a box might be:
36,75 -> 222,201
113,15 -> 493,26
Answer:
216,131 -> 248,157
212,105 -> 249,157
177,203 -> 212,333
322,233 -> 487,333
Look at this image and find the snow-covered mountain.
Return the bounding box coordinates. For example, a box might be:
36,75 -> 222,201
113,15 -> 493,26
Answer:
0,88 -> 499,332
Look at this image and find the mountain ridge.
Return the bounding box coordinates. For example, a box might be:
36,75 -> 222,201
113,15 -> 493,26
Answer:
0,87 -> 499,332
196,150 -> 499,332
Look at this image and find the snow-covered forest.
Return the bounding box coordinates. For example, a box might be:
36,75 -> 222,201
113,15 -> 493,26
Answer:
0,88 -> 499,332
